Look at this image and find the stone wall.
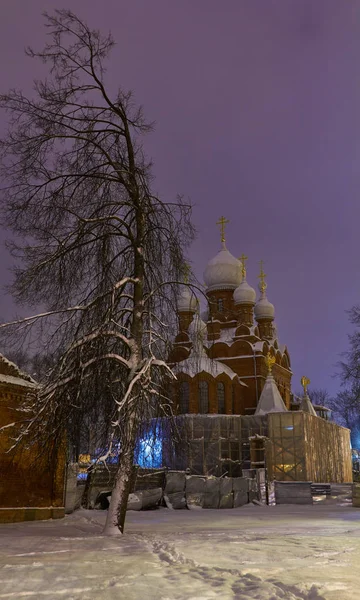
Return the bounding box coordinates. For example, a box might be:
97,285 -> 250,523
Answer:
0,396 -> 66,523
69,465 -> 258,512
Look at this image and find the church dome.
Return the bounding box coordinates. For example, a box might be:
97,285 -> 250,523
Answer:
203,243 -> 242,292
234,279 -> 256,305
177,286 -> 197,313
254,295 -> 275,320
188,314 -> 207,338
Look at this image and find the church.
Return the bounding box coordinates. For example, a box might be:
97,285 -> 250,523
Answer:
170,216 -> 291,416
164,217 -> 352,483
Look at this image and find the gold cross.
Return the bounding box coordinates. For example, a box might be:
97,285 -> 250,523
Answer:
301,376 -> 310,394
264,352 -> 276,374
216,216 -> 229,243
258,260 -> 267,293
239,253 -> 248,278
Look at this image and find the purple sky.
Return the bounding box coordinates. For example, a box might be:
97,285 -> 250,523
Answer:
1,1 -> 360,396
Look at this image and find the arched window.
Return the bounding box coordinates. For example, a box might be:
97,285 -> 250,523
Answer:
217,298 -> 224,313
198,381 -> 209,413
217,382 -> 225,414
179,381 -> 189,413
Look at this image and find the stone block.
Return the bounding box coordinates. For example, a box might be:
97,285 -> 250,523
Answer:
219,478 -> 233,508
186,475 -> 206,493
275,481 -> 313,505
185,475 -> 206,509
127,492 -> 142,511
165,471 -> 186,494
233,491 -> 248,507
232,477 -> 248,493
219,477 -> 232,495
186,493 -> 204,509
164,491 -> 186,509
140,487 -> 163,509
203,477 -> 220,509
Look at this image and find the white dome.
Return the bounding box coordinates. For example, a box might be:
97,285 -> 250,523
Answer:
234,279 -> 256,305
254,295 -> 275,320
188,314 -> 207,338
177,286 -> 197,313
203,243 -> 242,291
188,314 -> 207,354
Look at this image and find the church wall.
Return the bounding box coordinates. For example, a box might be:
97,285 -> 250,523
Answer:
206,353 -> 291,414
206,289 -> 237,323
0,384 -> 66,523
176,374 -> 236,415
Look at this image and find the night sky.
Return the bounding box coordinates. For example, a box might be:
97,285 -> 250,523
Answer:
1,1 -> 360,396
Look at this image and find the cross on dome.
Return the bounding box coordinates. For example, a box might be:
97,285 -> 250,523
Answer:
239,253 -> 248,278
258,260 -> 267,294
216,216 -> 229,244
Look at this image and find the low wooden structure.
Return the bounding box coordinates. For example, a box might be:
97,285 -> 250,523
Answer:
266,412 -> 352,483
274,481 -> 313,505
162,412 -> 352,484
0,355 -> 65,523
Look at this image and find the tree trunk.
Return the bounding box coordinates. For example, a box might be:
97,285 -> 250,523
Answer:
103,448 -> 135,535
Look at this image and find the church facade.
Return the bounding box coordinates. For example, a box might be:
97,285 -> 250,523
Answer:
165,218 -> 352,483
170,218 -> 292,417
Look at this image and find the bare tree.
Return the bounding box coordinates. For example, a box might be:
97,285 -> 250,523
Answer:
0,10 -> 194,534
307,388 -> 331,407
331,305 -> 360,447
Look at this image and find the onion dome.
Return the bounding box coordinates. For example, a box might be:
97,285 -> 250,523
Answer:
234,255 -> 256,304
188,314 -> 207,339
234,280 -> 256,304
254,260 -> 275,320
254,295 -> 275,320
203,242 -> 242,292
177,286 -> 197,313
188,314 -> 207,354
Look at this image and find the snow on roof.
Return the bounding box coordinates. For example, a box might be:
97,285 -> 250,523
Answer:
253,341 -> 265,352
0,373 -> 37,389
175,349 -> 247,386
0,354 -> 37,388
300,394 -> 317,416
255,374 -> 287,415
216,327 -> 237,345
313,405 -> 331,412
176,353 -> 236,379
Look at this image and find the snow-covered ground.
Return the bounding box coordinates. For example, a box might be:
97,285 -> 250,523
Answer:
1,498 -> 360,599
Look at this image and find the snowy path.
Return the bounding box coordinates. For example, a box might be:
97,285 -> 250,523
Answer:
0,503 -> 360,599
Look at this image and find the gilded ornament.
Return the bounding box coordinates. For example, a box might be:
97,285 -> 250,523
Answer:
258,260 -> 267,293
264,352 -> 276,373
239,253 -> 248,278
216,216 -> 230,243
301,376 -> 310,394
